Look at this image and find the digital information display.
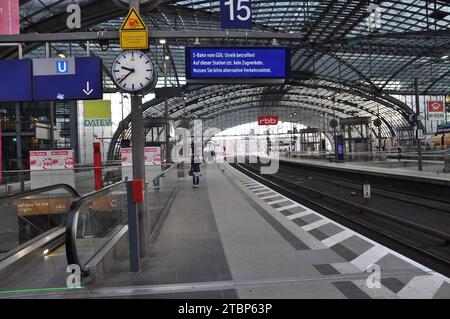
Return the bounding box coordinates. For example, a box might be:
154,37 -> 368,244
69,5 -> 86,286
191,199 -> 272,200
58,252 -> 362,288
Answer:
33,56 -> 103,101
186,47 -> 290,84
0,59 -> 33,102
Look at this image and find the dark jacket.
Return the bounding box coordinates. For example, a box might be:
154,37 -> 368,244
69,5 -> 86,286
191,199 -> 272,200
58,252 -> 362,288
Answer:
192,162 -> 201,173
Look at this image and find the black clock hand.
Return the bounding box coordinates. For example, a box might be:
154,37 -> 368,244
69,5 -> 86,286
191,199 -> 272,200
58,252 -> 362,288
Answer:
118,69 -> 135,84
121,66 -> 135,72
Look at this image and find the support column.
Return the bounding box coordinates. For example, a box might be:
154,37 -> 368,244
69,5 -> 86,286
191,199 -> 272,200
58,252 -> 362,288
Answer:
414,78 -> 423,171
69,101 -> 79,163
131,94 -> 148,258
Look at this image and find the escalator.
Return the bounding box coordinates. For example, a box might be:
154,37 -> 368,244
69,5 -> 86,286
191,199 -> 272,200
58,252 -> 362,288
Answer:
0,164 -> 178,296
0,184 -> 80,292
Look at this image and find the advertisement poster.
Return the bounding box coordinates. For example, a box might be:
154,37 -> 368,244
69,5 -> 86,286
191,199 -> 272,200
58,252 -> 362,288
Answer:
84,100 -> 112,127
30,151 -> 51,171
51,150 -> 74,170
144,147 -> 162,166
30,150 -> 74,171
121,147 -> 162,166
428,100 -> 445,120
120,148 -> 133,167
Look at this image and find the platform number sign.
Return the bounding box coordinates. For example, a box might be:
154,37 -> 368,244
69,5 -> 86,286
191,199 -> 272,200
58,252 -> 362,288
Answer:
220,0 -> 252,29
363,184 -> 371,199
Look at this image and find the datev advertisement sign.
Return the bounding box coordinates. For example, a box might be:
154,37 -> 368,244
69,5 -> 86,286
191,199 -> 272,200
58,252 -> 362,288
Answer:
258,116 -> 279,126
185,47 -> 290,83
84,100 -> 112,127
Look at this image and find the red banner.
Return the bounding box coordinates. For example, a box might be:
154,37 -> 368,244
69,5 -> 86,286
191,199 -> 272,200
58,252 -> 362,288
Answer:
0,0 -> 20,35
428,100 -> 444,113
258,116 -> 279,126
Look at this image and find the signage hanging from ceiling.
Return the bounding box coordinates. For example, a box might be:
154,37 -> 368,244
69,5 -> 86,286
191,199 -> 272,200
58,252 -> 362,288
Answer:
220,0 -> 253,29
120,8 -> 149,50
185,47 -> 290,84
33,56 -> 103,101
0,59 -> 33,102
258,116 -> 279,126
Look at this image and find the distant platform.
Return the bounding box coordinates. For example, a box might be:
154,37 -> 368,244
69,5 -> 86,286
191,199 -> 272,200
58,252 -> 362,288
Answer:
277,156 -> 450,186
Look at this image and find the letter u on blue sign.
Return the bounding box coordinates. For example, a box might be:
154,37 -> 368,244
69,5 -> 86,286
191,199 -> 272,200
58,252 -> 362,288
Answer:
56,61 -> 69,74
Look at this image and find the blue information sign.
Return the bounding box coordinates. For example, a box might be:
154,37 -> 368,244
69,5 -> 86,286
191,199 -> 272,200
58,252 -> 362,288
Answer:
336,135 -> 345,161
0,59 -> 33,102
186,47 -> 290,82
33,56 -> 103,101
220,0 -> 252,29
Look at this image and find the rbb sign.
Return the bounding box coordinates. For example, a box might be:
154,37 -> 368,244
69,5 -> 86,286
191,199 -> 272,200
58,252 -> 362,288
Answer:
220,0 -> 252,29
258,116 -> 279,126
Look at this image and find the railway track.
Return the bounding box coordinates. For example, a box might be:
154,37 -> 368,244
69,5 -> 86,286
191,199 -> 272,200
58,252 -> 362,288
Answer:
232,162 -> 450,275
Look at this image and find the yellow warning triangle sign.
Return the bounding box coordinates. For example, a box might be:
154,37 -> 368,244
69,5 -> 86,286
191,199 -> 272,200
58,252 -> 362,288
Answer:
120,8 -> 147,31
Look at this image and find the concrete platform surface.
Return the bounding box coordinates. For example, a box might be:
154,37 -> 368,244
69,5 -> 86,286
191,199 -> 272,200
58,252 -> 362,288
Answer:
2,163 -> 449,299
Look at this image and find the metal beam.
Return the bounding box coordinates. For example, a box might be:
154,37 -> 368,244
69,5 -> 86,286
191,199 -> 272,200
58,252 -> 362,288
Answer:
0,30 -> 306,43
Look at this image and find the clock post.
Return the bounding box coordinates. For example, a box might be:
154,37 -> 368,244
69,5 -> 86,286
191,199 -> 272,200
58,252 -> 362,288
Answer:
130,92 -> 148,260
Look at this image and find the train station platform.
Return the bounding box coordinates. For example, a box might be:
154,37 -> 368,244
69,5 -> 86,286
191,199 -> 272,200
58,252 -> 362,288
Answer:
279,156 -> 450,185
5,162 -> 449,299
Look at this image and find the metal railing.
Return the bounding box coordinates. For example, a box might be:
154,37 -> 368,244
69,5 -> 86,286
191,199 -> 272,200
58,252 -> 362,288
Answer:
65,164 -> 178,273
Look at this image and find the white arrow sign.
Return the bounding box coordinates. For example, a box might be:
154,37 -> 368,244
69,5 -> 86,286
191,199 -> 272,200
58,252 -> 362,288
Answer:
83,81 -> 93,95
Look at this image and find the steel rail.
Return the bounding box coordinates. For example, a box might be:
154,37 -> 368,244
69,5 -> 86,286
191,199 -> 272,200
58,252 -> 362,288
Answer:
233,163 -> 450,267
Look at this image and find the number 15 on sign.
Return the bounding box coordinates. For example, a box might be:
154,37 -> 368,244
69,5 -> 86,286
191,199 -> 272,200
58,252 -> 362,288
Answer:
221,0 -> 252,29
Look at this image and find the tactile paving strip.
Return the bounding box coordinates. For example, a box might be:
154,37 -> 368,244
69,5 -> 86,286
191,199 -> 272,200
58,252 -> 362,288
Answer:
236,176 -> 450,299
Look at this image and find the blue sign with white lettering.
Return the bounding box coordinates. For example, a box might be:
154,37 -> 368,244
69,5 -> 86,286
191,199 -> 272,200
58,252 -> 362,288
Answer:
0,59 -> 33,102
220,0 -> 252,29
33,56 -> 102,101
56,61 -> 69,74
186,47 -> 290,81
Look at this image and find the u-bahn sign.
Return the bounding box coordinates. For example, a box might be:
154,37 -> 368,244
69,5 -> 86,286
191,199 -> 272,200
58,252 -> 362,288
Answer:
33,57 -> 103,101
120,8 -> 149,50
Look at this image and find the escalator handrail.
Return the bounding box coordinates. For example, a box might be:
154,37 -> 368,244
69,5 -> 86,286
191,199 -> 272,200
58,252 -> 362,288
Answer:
0,183 -> 80,202
65,164 -> 176,271
65,181 -> 126,268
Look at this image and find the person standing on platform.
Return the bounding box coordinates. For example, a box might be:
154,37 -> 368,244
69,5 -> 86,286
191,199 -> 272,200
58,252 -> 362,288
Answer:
191,156 -> 201,189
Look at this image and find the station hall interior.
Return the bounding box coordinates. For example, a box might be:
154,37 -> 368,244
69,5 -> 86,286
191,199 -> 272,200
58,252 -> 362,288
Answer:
1,0 -> 450,301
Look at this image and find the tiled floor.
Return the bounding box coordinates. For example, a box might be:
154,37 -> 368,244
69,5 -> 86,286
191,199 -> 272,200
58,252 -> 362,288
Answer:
233,163 -> 450,298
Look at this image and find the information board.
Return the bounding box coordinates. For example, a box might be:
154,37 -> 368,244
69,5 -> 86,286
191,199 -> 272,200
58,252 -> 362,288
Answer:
185,47 -> 290,83
0,59 -> 33,102
33,56 -> 103,101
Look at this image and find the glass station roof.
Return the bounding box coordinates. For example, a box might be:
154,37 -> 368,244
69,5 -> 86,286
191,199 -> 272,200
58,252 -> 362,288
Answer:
6,0 -> 450,136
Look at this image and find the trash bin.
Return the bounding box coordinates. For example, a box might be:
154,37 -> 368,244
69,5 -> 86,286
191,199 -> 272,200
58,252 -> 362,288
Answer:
177,162 -> 186,178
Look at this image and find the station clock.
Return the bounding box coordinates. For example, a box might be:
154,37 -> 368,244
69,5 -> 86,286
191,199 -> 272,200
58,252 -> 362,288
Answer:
111,50 -> 157,93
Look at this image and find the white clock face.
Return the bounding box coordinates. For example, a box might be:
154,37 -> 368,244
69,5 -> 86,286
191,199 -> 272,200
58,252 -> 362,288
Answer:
111,50 -> 156,93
